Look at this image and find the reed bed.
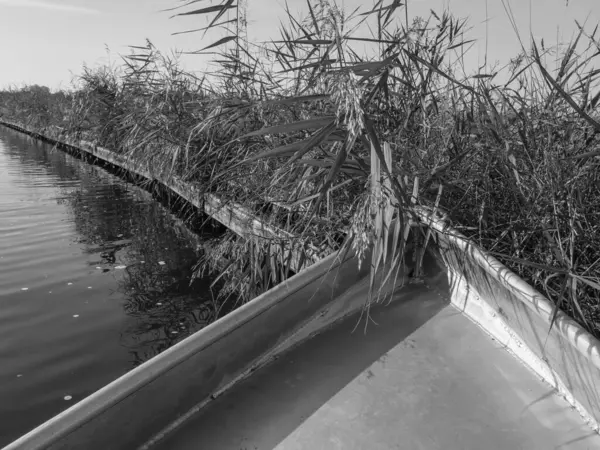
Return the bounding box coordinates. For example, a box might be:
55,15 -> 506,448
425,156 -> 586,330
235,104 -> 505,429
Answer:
1,1 -> 599,335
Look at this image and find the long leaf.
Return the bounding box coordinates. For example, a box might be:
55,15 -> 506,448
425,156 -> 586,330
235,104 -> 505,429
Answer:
263,94 -> 329,105
199,35 -> 237,52
448,39 -> 476,50
285,121 -> 337,167
571,275 -> 600,291
171,3 -> 237,18
238,141 -> 306,164
306,0 -> 320,35
278,59 -> 337,74
291,39 -> 334,45
564,148 -> 600,160
206,0 -> 236,32
360,2 -> 404,16
161,0 -> 210,13
172,19 -> 237,35
241,116 -> 336,138
310,133 -> 355,217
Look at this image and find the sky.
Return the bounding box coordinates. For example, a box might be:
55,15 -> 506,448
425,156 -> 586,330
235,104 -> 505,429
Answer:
0,0 -> 598,90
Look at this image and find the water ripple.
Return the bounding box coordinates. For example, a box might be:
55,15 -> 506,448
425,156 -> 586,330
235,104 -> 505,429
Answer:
0,127 -> 225,446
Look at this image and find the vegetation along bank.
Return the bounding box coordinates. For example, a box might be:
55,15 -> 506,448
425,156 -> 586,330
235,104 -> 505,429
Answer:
1,1 -> 599,336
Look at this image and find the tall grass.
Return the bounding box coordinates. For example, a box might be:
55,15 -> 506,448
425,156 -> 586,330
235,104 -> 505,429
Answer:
1,1 -> 599,335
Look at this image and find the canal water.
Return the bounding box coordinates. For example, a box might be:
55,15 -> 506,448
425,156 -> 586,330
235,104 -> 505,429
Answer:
0,127 -> 227,446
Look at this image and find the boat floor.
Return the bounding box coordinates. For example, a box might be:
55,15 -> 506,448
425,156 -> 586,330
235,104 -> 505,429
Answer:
152,283 -> 600,450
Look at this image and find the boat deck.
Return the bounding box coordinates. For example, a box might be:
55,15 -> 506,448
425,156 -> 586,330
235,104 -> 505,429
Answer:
151,283 -> 599,450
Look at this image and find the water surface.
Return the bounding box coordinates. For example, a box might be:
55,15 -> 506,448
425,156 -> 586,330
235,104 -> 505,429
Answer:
0,127 -> 225,446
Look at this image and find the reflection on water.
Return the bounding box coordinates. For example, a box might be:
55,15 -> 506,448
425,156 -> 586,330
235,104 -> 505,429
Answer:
0,127 -> 229,446
56,172 -> 224,365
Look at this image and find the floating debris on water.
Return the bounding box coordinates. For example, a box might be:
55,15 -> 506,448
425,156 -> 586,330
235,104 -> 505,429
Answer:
87,287 -> 92,289
115,265 -> 127,270
16,374 -> 22,378
158,261 -> 166,266
156,302 -> 163,306
21,288 -> 28,291
67,282 -> 73,286
64,395 -> 72,401
96,267 -> 102,270
73,314 -> 79,318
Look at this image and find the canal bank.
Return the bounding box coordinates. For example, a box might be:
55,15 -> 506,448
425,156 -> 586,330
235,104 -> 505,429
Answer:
0,119 -> 323,273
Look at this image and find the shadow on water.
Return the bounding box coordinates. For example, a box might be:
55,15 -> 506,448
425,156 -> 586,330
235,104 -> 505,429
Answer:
0,127 -> 235,445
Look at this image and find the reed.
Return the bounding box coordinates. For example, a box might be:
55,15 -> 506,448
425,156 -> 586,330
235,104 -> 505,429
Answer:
1,1 -> 599,335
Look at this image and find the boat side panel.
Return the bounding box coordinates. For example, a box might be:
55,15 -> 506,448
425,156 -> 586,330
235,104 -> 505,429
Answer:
432,232 -> 600,429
